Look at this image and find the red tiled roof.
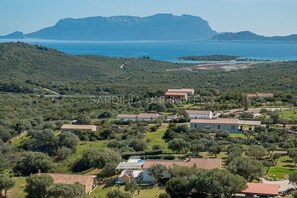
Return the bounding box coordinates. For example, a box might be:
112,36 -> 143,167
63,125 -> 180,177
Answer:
241,183 -> 279,196
143,158 -> 222,169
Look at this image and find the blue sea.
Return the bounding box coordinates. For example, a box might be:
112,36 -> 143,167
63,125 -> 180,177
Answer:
1,39 -> 297,62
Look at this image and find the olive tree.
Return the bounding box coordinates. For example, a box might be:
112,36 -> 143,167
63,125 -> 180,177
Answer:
0,174 -> 15,197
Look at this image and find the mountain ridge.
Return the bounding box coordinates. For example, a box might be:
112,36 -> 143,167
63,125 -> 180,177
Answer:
1,14 -> 296,41
25,14 -> 216,40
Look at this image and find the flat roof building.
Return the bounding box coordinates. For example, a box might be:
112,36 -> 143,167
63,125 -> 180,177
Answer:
142,158 -> 222,183
238,183 -> 280,197
167,88 -> 195,95
61,124 -> 97,132
143,158 -> 222,169
190,118 -> 261,132
117,113 -> 159,121
247,93 -> 274,98
186,110 -> 213,119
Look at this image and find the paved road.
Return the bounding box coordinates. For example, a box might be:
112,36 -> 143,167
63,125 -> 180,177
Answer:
262,178 -> 295,192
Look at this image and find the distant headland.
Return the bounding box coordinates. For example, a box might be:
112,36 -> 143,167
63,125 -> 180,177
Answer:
0,14 -> 296,42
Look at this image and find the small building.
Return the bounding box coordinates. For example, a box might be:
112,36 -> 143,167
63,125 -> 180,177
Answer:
142,158 -> 222,183
165,115 -> 178,121
247,93 -> 274,98
117,114 -> 138,121
186,110 -> 213,119
190,118 -> 261,132
237,182 -> 280,198
165,88 -> 194,101
61,124 -> 97,132
167,88 -> 195,95
165,92 -> 188,101
47,173 -> 97,194
138,113 -> 160,121
117,113 -> 159,121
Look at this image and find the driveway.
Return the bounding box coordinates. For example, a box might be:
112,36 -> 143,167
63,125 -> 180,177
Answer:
261,178 -> 295,192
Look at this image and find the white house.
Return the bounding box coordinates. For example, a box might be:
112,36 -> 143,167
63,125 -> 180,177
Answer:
186,110 -> 213,119
117,114 -> 138,121
117,113 -> 159,121
167,88 -> 195,95
115,157 -> 144,184
138,113 -> 160,121
165,115 -> 178,121
61,124 -> 97,132
190,118 -> 261,132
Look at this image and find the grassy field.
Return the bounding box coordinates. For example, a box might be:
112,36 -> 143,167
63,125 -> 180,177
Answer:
267,156 -> 297,179
90,177 -> 165,198
144,124 -> 171,152
281,109 -> 297,121
7,177 -> 26,198
55,140 -> 108,173
229,133 -> 247,139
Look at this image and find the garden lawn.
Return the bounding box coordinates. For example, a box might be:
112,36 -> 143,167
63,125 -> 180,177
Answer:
132,185 -> 165,198
267,156 -> 297,179
90,178 -> 116,198
144,124 -> 170,152
230,133 -> 247,139
7,177 -> 27,198
90,178 -> 165,198
281,110 -> 297,121
55,140 -> 108,173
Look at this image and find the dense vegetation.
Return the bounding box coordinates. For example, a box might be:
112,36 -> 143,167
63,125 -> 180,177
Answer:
1,42 -> 297,95
0,42 -> 297,197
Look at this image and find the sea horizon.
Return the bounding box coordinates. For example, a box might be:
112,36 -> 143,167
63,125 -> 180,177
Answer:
1,38 -> 297,62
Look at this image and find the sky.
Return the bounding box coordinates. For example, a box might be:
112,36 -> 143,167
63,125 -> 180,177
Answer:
0,0 -> 297,36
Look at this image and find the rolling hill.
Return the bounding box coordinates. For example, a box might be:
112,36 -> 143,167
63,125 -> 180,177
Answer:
0,42 -> 297,95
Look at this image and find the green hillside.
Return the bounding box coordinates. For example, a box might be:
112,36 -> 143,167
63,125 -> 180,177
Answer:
0,42 -> 297,95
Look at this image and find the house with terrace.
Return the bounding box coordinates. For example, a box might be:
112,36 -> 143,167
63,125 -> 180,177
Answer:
190,118 -> 261,132
165,88 -> 195,101
165,91 -> 188,101
115,157 -> 144,184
